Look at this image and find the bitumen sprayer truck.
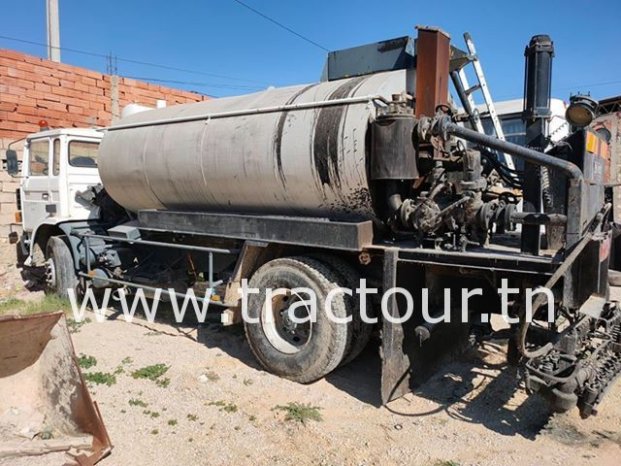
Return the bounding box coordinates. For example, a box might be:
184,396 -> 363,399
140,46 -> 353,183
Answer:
5,26 -> 621,418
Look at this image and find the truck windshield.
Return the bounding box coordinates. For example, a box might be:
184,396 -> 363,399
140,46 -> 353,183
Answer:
69,140 -> 99,168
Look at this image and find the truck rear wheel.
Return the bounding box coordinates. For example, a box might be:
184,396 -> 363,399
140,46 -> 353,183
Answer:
244,257 -> 350,383
311,254 -> 374,366
45,236 -> 78,299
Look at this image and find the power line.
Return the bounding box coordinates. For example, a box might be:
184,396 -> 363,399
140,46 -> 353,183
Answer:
231,0 -> 329,52
0,34 -> 269,86
124,76 -> 262,91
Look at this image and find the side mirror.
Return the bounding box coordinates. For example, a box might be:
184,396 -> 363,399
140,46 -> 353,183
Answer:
5,149 -> 19,176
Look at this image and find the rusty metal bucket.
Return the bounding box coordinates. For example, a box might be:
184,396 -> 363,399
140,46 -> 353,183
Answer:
0,312 -> 111,465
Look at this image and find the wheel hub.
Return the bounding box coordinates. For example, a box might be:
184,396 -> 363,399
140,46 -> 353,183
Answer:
45,258 -> 56,289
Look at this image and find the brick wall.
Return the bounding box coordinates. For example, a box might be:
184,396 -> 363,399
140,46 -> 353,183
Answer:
0,49 -> 210,237
0,49 -> 209,138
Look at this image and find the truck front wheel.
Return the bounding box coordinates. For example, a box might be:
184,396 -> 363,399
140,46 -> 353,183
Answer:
45,236 -> 78,299
244,257 -> 350,383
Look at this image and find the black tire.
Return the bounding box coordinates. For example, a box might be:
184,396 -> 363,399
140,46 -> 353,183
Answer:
45,236 -> 78,299
311,254 -> 374,365
244,256 -> 350,383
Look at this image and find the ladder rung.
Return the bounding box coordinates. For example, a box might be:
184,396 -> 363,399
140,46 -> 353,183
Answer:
465,84 -> 481,95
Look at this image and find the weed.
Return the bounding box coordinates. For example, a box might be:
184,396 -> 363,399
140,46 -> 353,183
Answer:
151,429 -> 159,435
156,377 -> 170,388
208,400 -> 238,413
83,371 -> 116,386
205,370 -> 220,382
273,403 -> 322,424
121,356 -> 133,365
150,411 -> 160,418
243,378 -> 253,386
67,317 -> 91,333
0,296 -> 71,317
167,419 -> 177,426
128,398 -> 148,408
249,415 -> 256,422
27,295 -> 71,314
433,462 -> 460,466
120,409 -> 126,414
187,414 -> 198,422
0,298 -> 25,315
132,364 -> 169,384
77,354 -> 97,370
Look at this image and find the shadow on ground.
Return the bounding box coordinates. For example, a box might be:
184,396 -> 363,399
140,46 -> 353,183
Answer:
76,296 -> 552,439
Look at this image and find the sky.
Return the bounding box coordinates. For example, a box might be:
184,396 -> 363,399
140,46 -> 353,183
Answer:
1,0 -> 620,103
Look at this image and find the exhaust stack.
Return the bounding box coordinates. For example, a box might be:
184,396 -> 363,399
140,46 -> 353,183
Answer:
521,34 -> 555,254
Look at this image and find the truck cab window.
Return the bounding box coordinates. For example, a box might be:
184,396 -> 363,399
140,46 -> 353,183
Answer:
69,140 -> 98,168
53,139 -> 60,176
28,140 -> 49,176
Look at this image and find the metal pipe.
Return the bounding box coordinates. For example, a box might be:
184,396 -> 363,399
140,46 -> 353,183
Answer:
77,272 -> 232,308
107,95 -> 390,132
436,116 -> 583,182
75,232 -> 239,255
510,212 -> 568,226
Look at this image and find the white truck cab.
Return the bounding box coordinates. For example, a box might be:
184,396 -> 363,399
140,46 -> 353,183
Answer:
6,127 -> 102,262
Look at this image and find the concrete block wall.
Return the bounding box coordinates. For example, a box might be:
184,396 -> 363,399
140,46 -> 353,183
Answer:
0,49 -> 210,238
0,138 -> 23,237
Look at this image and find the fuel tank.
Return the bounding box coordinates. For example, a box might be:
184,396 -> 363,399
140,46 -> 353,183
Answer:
98,70 -> 409,221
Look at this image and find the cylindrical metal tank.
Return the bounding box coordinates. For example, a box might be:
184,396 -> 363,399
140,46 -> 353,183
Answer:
99,70 -> 409,221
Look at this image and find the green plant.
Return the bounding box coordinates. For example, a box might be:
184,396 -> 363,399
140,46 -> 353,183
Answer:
243,378 -> 253,386
0,298 -> 25,315
208,400 -> 238,413
77,354 -> 97,369
83,372 -> 116,386
187,414 -> 198,422
132,364 -> 170,384
151,429 -> 159,435
67,317 -> 91,333
205,370 -> 220,382
273,403 -> 322,424
128,398 -> 148,408
167,419 -> 177,426
156,377 -> 170,388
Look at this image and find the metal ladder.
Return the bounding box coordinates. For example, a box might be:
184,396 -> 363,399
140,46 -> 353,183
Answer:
450,32 -> 516,171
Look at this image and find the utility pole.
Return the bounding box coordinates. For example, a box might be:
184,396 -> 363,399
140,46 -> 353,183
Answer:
46,0 -> 61,62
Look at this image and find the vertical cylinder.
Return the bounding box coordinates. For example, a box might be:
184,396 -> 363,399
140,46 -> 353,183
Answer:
521,35 -> 554,255
523,35 -> 554,147
46,0 -> 61,63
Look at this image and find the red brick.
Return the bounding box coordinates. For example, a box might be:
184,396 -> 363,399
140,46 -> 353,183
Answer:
67,105 -> 84,115
36,100 -> 67,112
34,82 -> 52,93
0,49 -> 28,61
41,75 -> 60,86
1,77 -> 34,90
80,76 -> 97,87
0,102 -> 17,112
73,81 -> 89,93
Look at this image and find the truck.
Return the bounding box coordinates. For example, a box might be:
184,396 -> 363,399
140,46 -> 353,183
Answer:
5,27 -> 620,418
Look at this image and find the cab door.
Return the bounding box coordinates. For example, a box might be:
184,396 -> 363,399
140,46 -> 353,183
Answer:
21,137 -> 58,233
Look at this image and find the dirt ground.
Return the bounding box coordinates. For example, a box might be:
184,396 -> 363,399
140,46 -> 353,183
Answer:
0,242 -> 620,466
